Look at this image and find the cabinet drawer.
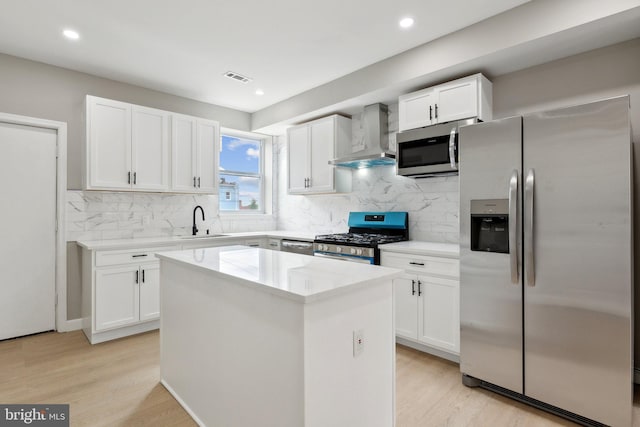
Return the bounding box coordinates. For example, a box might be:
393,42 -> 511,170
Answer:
95,246 -> 177,267
381,252 -> 459,278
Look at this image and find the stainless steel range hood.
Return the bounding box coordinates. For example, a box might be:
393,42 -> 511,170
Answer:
329,103 -> 395,168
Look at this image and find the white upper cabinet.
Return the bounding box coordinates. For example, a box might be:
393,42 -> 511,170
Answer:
287,115 -> 352,195
170,114 -> 219,193
86,97 -> 132,190
398,73 -> 493,132
132,105 -> 170,191
85,95 -> 218,194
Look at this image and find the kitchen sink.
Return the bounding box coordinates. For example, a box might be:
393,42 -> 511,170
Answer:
181,234 -> 228,239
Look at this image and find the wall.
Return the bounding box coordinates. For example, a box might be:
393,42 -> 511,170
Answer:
0,53 -> 251,190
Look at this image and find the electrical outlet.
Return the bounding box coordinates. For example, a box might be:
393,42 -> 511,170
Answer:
353,329 -> 364,357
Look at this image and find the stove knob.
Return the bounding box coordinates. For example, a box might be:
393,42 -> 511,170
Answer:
350,248 -> 356,255
336,247 -> 342,253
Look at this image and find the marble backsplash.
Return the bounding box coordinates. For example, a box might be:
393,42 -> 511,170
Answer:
65,190 -> 276,242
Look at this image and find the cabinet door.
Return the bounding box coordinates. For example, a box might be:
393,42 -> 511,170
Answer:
398,89 -> 435,132
87,97 -> 132,189
196,119 -> 219,193
417,275 -> 459,353
393,274 -> 419,340
309,118 -> 335,193
139,263 -> 160,321
287,125 -> 309,193
95,266 -> 139,331
171,115 -> 198,192
132,106 -> 169,191
435,78 -> 478,123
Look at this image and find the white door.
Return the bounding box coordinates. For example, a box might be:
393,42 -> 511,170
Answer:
309,118 -> 334,192
393,275 -> 419,340
0,121 -> 57,340
435,78 -> 478,123
139,263 -> 160,321
399,89 -> 435,131
95,266 -> 140,331
287,126 -> 309,193
132,106 -> 169,191
171,115 -> 197,192
196,119 -> 218,193
88,97 -> 132,189
418,275 -> 459,353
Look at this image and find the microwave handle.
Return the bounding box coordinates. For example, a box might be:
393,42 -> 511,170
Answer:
449,128 -> 457,169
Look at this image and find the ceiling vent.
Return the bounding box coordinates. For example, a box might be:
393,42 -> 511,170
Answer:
223,71 -> 253,84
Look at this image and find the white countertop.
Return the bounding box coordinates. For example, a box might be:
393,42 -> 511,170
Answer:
156,245 -> 402,303
76,230 -> 317,250
380,241 -> 459,258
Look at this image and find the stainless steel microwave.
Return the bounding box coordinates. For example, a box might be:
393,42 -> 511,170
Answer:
396,118 -> 477,177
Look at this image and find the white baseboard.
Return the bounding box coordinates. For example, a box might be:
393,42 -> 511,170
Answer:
161,379 -> 204,427
57,318 -> 83,332
396,337 -> 460,364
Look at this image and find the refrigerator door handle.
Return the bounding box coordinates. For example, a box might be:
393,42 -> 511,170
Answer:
525,169 -> 535,286
449,128 -> 457,169
509,170 -> 519,284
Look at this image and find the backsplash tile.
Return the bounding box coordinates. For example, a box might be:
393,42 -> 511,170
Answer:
65,191 -> 276,242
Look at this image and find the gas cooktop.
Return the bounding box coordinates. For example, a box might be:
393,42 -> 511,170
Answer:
314,232 -> 407,246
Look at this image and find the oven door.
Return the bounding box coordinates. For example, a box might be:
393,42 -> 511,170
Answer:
314,252 -> 374,264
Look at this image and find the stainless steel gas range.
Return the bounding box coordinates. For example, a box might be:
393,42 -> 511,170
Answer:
314,212 -> 408,264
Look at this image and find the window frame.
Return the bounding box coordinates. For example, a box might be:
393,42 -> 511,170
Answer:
218,129 -> 268,215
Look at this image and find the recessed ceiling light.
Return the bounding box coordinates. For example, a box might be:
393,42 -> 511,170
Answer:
63,29 -> 80,40
255,89 -> 264,96
399,17 -> 414,29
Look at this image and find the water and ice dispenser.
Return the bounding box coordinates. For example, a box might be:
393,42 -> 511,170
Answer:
470,199 -> 509,254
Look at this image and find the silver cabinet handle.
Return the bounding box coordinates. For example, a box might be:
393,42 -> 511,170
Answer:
525,169 -> 535,286
429,105 -> 433,121
509,170 -> 519,284
449,128 -> 457,169
128,171 -> 131,184
133,172 -> 137,185
193,177 -> 196,188
135,270 -> 139,284
417,280 -> 422,296
411,279 -> 416,295
142,269 -> 145,283
198,177 -> 201,188
131,254 -> 148,258
434,104 -> 438,119
409,261 -> 424,266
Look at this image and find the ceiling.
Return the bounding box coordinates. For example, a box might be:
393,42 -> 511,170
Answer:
0,0 -> 529,113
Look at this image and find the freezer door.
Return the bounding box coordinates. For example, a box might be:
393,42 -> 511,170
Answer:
459,116 -> 523,394
523,96 -> 633,426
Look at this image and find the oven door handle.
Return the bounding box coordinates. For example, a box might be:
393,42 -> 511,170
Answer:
314,252 -> 373,264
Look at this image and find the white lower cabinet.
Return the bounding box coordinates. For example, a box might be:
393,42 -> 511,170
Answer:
82,245 -> 178,344
381,250 -> 460,358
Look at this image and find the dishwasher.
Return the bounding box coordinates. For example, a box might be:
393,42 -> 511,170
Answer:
280,239 -> 314,256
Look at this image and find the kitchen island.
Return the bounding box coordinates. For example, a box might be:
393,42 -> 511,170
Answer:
157,245 -> 402,427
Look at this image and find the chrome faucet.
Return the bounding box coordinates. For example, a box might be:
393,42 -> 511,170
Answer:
192,205 -> 205,236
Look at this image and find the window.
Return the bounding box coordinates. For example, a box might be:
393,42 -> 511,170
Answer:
219,132 -> 264,213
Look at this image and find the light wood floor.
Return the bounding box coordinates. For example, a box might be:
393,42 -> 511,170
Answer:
0,330 -> 638,426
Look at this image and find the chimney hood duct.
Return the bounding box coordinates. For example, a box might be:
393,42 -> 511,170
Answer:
329,103 -> 395,168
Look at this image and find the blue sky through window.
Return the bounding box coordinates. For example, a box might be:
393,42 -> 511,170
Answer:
219,135 -> 261,210
220,135 -> 260,173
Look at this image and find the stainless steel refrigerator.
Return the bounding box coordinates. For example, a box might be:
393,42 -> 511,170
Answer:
459,96 -> 633,427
